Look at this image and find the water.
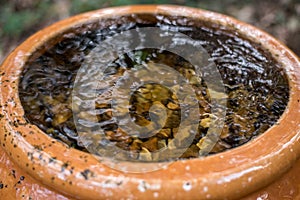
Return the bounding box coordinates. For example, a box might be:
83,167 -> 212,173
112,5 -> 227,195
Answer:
18,14 -> 289,162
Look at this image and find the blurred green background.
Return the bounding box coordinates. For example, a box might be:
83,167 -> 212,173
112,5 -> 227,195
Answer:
0,0 -> 299,63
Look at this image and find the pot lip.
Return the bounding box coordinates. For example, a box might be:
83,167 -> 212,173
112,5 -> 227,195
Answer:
0,4 -> 300,200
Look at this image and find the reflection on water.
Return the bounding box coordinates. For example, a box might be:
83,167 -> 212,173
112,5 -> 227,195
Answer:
19,14 -> 289,162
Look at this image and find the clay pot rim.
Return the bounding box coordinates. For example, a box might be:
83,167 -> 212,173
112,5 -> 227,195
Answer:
0,5 -> 299,200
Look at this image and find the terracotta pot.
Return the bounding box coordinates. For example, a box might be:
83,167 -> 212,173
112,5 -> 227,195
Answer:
0,5 -> 299,200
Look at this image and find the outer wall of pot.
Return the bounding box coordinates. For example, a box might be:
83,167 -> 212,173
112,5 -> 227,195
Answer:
0,5 -> 300,200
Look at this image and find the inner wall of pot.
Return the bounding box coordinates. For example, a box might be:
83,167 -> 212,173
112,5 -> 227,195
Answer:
18,13 -> 290,163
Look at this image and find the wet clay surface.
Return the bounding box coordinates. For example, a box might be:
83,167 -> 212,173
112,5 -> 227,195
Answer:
1,144 -> 299,199
0,147 -> 73,200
